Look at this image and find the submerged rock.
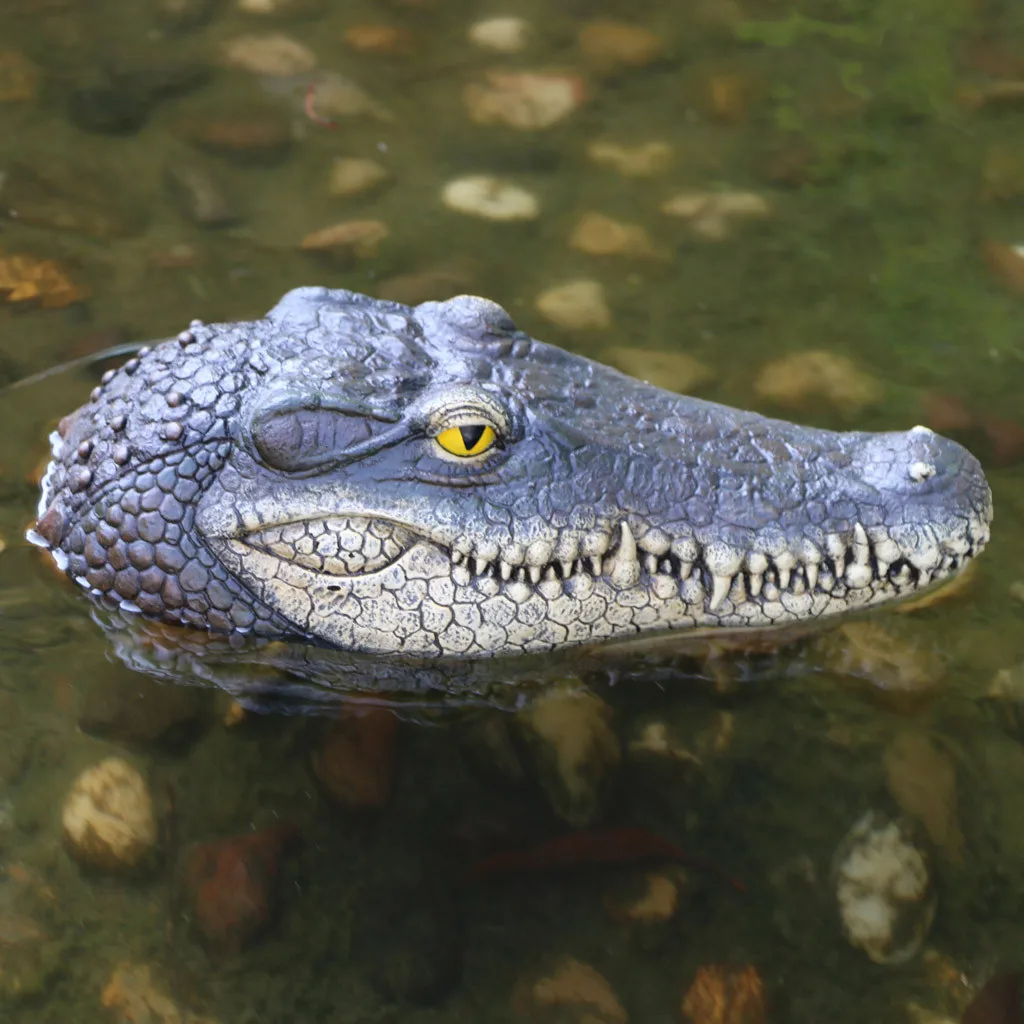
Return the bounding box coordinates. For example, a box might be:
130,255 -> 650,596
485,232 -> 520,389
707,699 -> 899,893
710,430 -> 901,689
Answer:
517,686 -> 621,826
183,826 -> 299,953
536,279 -> 611,331
569,212 -> 667,259
442,176 -> 539,221
681,965 -> 766,1024
311,708 -> 398,809
164,157 -> 240,227
464,71 -> 586,130
300,219 -> 390,257
587,140 -> 673,178
78,671 -> 210,747
884,732 -> 964,865
327,156 -> 390,197
221,33 -> 317,76
344,24 -> 415,56
753,350 -> 882,417
0,52 -> 40,103
577,20 -> 665,72
833,812 -> 935,965
517,957 -> 628,1023
0,161 -> 143,238
0,251 -> 88,310
174,103 -> 294,164
661,190 -> 771,240
62,758 -> 157,871
468,16 -> 532,53
599,346 -> 714,394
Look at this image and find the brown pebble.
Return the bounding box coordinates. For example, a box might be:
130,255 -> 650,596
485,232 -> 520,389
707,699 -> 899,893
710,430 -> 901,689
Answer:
300,219 -> 389,257
344,24 -> 414,55
578,20 -> 664,71
982,239 -> 1024,294
311,708 -> 397,809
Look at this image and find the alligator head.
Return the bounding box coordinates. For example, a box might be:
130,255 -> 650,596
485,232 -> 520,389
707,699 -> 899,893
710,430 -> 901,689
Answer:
30,287 -> 993,660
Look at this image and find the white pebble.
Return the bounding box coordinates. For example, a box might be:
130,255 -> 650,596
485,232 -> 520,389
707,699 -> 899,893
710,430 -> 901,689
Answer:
468,16 -> 532,53
442,175 -> 539,221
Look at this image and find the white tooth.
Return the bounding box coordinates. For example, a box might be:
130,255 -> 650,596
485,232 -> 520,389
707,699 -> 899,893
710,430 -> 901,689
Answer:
500,560 -> 512,580
774,551 -> 795,590
591,556 -> 603,576
660,558 -> 672,574
608,521 -> 640,588
852,523 -> 870,565
748,572 -> 763,597
709,574 -> 733,611
876,559 -> 890,578
516,567 -> 527,583
763,582 -> 780,602
640,528 -> 670,556
544,566 -> 558,581
704,542 -> 745,581
560,559 -> 573,578
452,551 -> 464,565
730,574 -> 746,603
677,561 -> 693,579
873,537 -> 901,564
474,558 -> 488,575
845,563 -> 873,589
746,552 -> 769,575
791,571 -> 806,595
529,565 -> 542,584
644,554 -> 658,574
805,562 -> 818,592
826,533 -> 846,579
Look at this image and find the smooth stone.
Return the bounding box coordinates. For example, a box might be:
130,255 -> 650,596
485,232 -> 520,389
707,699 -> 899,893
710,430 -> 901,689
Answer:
0,161 -> 143,238
536,279 -> 611,331
69,87 -> 151,134
174,103 -> 294,164
441,175 -> 539,220
467,16 -> 531,53
327,157 -> 390,197
164,158 -> 240,226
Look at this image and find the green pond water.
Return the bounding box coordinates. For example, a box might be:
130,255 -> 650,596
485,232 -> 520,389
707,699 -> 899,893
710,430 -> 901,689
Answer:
0,0 -> 1024,1020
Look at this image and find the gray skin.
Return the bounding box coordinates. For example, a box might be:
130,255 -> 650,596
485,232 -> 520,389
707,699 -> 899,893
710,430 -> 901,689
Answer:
30,287 -> 993,664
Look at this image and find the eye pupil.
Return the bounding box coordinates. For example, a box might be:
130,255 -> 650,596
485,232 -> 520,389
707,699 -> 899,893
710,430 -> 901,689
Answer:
459,425 -> 486,451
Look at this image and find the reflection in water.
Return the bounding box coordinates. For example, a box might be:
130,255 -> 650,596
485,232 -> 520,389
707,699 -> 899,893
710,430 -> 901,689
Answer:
1,0 -> 1024,1019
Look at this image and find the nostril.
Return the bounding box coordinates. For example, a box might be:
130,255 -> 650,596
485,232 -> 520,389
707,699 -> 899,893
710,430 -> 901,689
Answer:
908,461 -> 937,483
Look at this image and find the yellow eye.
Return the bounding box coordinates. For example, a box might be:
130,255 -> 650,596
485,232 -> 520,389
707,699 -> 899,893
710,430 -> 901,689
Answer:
435,424 -> 497,458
